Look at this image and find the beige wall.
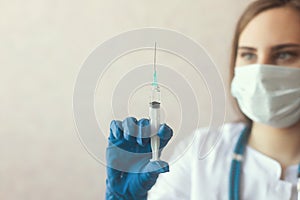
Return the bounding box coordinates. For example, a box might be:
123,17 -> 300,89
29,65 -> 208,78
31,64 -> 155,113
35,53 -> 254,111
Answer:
1,0 -> 252,199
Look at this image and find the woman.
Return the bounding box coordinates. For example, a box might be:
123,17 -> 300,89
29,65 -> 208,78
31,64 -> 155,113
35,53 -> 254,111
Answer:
106,0 -> 300,199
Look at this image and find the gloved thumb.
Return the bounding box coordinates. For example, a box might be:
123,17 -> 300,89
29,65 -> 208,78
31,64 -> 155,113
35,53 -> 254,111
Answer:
139,161 -> 169,191
127,161 -> 169,198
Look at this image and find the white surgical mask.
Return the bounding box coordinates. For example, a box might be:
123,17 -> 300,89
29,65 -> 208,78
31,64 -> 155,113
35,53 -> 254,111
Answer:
231,64 -> 300,128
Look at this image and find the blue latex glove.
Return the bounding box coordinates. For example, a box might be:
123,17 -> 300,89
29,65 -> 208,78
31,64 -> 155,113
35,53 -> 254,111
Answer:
106,117 -> 173,200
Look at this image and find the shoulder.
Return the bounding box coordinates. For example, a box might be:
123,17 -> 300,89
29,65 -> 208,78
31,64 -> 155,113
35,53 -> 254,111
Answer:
192,122 -> 248,158
196,121 -> 247,138
219,121 -> 248,144
166,122 -> 248,165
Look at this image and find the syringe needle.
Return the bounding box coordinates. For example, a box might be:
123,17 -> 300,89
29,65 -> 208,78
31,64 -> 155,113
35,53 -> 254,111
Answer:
154,42 -> 157,74
152,42 -> 158,87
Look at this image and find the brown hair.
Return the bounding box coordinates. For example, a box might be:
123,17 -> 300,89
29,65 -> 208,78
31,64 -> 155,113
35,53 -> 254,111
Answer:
229,0 -> 300,124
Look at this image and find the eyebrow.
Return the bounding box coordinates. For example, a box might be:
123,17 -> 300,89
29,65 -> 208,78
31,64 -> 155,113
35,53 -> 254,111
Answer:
238,43 -> 300,51
271,43 -> 300,51
238,46 -> 256,51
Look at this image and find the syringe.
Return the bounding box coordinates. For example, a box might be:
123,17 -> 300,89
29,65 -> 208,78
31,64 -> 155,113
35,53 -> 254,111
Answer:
150,42 -> 161,161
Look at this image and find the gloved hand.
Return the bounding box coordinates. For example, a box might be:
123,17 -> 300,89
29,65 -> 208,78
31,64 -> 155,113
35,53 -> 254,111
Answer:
105,117 -> 173,200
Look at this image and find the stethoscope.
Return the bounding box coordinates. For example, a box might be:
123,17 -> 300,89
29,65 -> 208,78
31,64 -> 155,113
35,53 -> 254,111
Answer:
229,125 -> 300,200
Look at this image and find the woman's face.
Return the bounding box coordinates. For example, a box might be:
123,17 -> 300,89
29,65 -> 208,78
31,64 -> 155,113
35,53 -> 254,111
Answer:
236,7 -> 300,68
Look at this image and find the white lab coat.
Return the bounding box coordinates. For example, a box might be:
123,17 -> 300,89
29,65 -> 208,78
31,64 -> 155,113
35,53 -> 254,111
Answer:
148,122 -> 298,200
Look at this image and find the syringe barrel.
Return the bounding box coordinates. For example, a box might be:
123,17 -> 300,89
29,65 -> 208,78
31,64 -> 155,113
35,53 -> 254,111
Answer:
151,86 -> 161,103
149,102 -> 160,133
149,101 -> 160,161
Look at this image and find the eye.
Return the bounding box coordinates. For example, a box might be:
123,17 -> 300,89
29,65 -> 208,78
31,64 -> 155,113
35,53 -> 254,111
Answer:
278,52 -> 291,59
240,52 -> 257,61
275,51 -> 297,61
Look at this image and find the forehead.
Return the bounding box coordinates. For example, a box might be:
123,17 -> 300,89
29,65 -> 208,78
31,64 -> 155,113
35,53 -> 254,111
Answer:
239,7 -> 300,47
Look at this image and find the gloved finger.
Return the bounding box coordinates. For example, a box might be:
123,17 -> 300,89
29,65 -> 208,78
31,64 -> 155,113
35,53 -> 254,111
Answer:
157,123 -> 173,148
122,117 -> 138,142
136,118 -> 150,146
109,120 -> 123,141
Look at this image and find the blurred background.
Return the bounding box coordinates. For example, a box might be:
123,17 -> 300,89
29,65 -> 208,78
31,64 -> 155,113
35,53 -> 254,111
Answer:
0,0 -> 252,199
